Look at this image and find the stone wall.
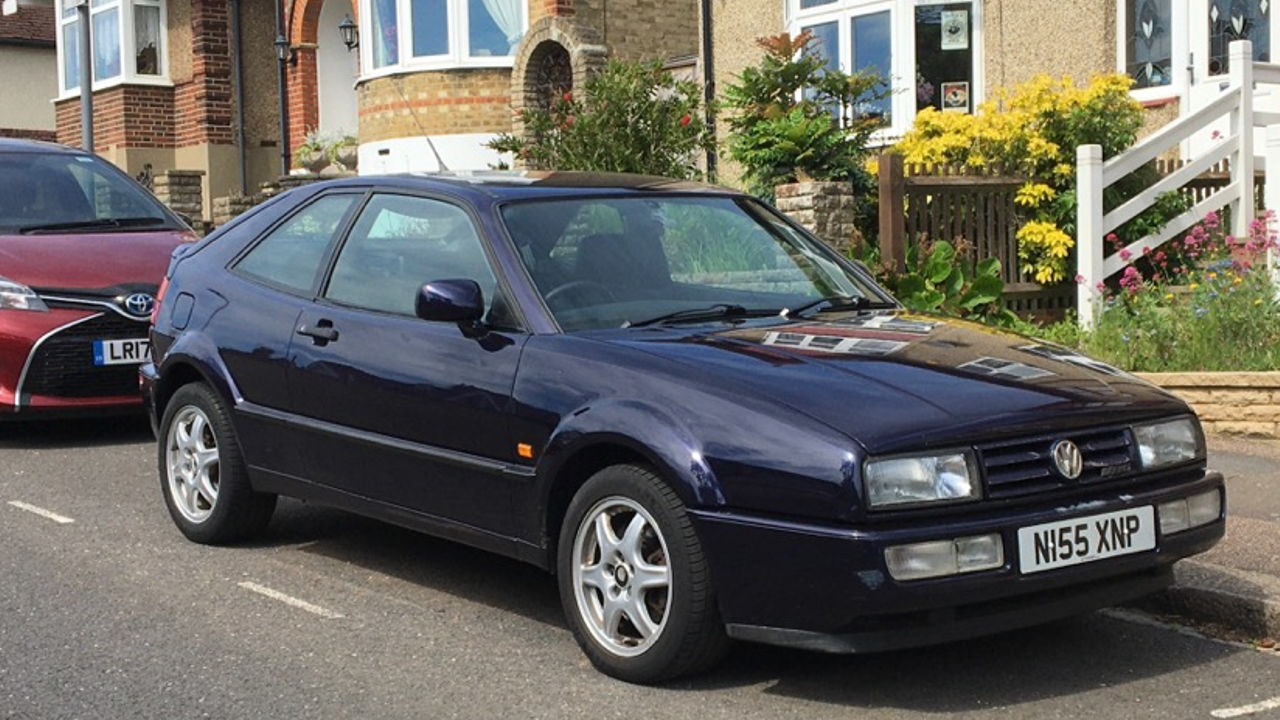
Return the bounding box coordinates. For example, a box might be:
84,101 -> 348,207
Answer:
774,181 -> 862,253
1138,372 -> 1280,439
153,170 -> 206,221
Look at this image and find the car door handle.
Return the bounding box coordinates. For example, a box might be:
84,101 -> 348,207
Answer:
297,322 -> 339,344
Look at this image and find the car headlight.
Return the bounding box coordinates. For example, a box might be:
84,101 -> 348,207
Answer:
1134,417 -> 1203,469
0,275 -> 48,312
864,451 -> 980,509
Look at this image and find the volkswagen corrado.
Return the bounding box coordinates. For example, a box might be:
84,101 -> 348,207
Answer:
142,172 -> 1224,683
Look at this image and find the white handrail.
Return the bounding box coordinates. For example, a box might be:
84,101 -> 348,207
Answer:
1102,135 -> 1237,234
1102,90 -> 1239,184
1075,40 -> 1273,329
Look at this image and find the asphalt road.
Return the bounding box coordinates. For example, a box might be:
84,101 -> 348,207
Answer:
2,418 -> 1279,720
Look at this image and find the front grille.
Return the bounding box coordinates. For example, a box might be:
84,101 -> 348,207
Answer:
978,426 -> 1137,500
21,314 -> 148,399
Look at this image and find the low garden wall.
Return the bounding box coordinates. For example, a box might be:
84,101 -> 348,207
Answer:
1138,372 -> 1280,439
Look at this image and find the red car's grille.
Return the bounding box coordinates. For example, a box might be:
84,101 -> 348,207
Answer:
977,427 -> 1137,499
22,314 -> 147,399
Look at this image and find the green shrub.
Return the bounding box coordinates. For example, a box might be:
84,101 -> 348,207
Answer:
488,60 -> 713,180
721,31 -> 886,206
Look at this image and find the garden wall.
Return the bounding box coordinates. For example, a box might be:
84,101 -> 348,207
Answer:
1138,372 -> 1280,439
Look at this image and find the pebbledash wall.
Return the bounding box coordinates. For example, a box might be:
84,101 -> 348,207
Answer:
54,0 -> 282,219
352,0 -> 699,174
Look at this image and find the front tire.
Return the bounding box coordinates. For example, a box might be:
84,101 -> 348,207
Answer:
159,383 -> 275,544
558,464 -> 729,683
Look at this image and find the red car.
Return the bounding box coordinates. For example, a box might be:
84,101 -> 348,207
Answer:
0,139 -> 194,418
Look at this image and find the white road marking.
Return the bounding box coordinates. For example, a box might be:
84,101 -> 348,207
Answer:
237,581 -> 344,619
1211,696 -> 1280,718
7,500 -> 74,524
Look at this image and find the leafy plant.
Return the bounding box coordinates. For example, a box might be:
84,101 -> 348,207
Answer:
721,31 -> 887,205
488,60 -> 713,180
856,239 -> 1015,322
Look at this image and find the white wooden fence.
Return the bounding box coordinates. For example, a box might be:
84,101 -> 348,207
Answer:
1076,40 -> 1279,328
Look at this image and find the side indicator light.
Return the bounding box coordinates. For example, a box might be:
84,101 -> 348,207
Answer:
517,443 -> 535,459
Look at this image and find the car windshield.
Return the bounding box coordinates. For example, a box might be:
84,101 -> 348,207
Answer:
500,195 -> 892,331
0,150 -> 177,234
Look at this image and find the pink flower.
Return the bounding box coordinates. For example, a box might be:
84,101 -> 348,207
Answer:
1211,129 -> 1222,140
1142,245 -> 1151,256
1119,248 -> 1132,261
1075,274 -> 1085,284
1204,211 -> 1220,229
1095,282 -> 1106,292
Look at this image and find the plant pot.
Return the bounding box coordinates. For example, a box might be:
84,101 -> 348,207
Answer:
331,143 -> 358,172
295,147 -> 329,174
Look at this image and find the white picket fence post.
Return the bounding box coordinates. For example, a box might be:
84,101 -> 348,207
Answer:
1076,144 -> 1105,329
1231,41 -> 1255,241
1268,125 -> 1280,299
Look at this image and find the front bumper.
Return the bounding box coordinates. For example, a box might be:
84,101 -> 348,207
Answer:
690,469 -> 1225,652
0,308 -> 148,418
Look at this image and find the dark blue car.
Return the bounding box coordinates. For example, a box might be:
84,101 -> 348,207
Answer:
142,172 -> 1224,683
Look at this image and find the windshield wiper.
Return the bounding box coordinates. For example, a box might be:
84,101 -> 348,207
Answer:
624,303 -> 765,328
781,295 -> 897,318
19,217 -> 168,234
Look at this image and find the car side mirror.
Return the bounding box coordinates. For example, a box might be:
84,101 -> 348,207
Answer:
416,279 -> 485,328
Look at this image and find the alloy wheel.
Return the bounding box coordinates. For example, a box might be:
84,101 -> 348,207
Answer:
571,496 -> 672,657
165,405 -> 220,523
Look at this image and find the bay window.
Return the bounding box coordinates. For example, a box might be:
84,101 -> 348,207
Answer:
362,0 -> 527,75
57,0 -> 166,95
789,0 -> 981,138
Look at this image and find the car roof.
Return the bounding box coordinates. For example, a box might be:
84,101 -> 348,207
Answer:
311,170 -> 747,201
0,138 -> 89,155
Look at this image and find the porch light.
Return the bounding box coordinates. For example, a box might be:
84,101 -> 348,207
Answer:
274,33 -> 293,63
338,14 -> 358,52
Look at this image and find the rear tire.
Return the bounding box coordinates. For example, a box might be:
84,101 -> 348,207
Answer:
557,463 -> 730,683
158,383 -> 275,544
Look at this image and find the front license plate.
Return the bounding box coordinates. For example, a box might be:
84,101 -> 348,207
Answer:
1018,506 -> 1156,574
92,338 -> 150,366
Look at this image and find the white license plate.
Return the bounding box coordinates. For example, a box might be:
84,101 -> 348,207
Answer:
1018,506 -> 1156,574
92,338 -> 150,366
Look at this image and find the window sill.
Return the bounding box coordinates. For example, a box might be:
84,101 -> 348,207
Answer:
56,74 -> 174,102
356,57 -> 516,85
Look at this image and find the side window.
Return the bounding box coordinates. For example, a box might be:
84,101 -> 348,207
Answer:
234,194 -> 358,294
324,194 -> 499,318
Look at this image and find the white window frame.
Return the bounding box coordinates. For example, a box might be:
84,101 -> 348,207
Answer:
787,0 -> 984,142
55,0 -> 170,100
1115,0 -> 1190,105
358,0 -> 529,82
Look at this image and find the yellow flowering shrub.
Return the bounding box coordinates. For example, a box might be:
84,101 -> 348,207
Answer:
893,74 -> 1146,286
1015,221 -> 1074,284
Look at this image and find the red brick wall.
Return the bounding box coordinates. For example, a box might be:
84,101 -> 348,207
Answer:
287,47 -> 319,157
175,0 -> 234,146
0,128 -> 57,143
55,85 -> 175,150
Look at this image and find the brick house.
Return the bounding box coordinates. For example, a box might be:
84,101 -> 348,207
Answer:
0,0 -> 58,141
52,0 -> 284,218
49,0 -> 697,219
343,0 -> 700,173
706,0 -> 1273,181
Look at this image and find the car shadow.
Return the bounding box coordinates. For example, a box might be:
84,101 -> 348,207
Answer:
255,499 -> 564,628
249,499 -> 1244,710
0,414 -> 153,449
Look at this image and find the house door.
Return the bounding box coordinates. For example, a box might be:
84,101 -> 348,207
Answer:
317,0 -> 359,139
1182,0 -> 1280,158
